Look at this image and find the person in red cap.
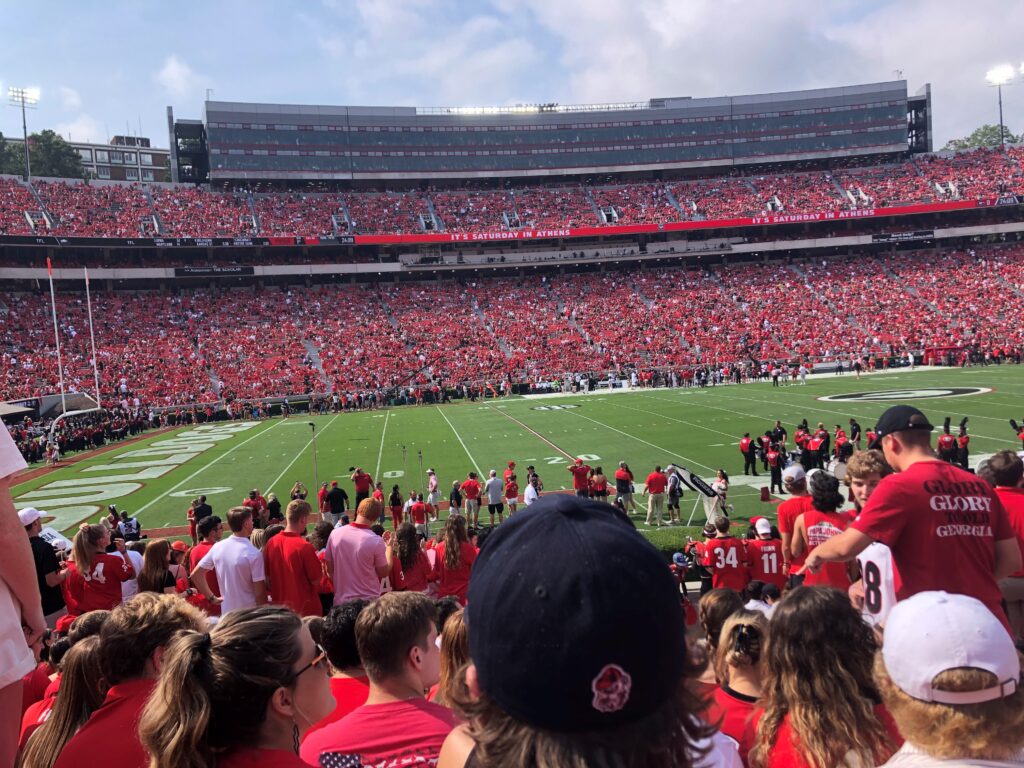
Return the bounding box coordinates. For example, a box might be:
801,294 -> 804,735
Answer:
503,461 -> 516,485
567,458 -> 591,498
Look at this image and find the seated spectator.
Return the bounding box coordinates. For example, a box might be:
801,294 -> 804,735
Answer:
300,591 -> 457,767
19,635 -> 103,768
305,599 -> 371,739
139,605 -> 334,768
705,609 -> 768,766
53,593 -> 206,768
874,591 -> 1024,767
437,495 -> 739,768
431,608 -> 468,707
750,586 -> 901,768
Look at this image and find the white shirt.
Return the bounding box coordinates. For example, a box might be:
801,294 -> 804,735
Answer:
484,477 -> 504,505
856,541 -> 897,627
198,535 -> 265,615
884,742 -> 1024,767
524,484 -> 540,506
121,549 -> 146,600
0,427 -> 36,689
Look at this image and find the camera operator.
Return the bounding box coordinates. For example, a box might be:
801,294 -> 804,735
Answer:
21,508 -> 68,628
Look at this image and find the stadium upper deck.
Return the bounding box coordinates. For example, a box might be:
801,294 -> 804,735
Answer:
169,81 -> 930,183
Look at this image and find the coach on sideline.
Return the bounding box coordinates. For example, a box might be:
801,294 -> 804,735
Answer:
802,405 -> 1022,629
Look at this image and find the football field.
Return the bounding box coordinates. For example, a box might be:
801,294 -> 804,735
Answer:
12,365 -> 1024,556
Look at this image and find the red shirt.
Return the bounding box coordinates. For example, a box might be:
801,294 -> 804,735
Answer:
745,538 -> 787,590
852,460 -> 1013,628
937,434 -> 957,452
995,486 -> 1024,578
504,481 -> 518,500
71,553 -> 134,612
390,550 -> 433,592
53,678 -> 154,768
460,479 -> 481,500
188,539 -> 222,615
218,747 -> 309,768
645,472 -> 668,494
777,495 -> 812,574
569,464 -> 591,490
705,686 -> 758,766
352,472 -> 373,494
410,501 -> 428,525
299,698 -> 459,767
263,531 -> 322,616
762,703 -> 901,768
766,450 -> 780,468
503,467 -> 515,484
303,676 -> 370,741
19,696 -> 54,751
801,509 -> 851,590
739,437 -> 752,453
703,537 -> 749,592
434,540 -> 478,603
22,663 -> 50,715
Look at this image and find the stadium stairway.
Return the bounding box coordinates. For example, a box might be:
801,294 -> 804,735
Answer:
996,273 -> 1024,300
301,339 -> 332,391
878,258 -> 940,312
246,192 -> 260,234
141,186 -> 165,234
585,188 -> 603,223
470,297 -> 513,359
662,185 -> 687,218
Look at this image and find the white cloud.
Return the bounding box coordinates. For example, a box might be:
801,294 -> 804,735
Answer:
58,86 -> 81,110
154,55 -> 205,98
55,114 -> 105,144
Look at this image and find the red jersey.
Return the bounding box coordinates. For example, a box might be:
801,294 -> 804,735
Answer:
460,478 -> 481,500
434,541 -> 478,603
390,550 -> 433,592
590,476 -> 608,493
745,538 -> 787,590
503,467 -> 515,484
866,430 -> 877,446
410,501 -> 428,525
70,553 -> 134,612
303,676 -> 370,741
759,435 -> 771,452
262,531 -> 322,616
705,686 -> 758,766
188,540 -> 221,615
958,434 -> 970,449
766,449 -> 780,468
703,537 -> 749,591
995,486 -> 1024,578
852,460 -> 1014,628
19,696 -> 53,751
372,489 -> 384,502
504,481 -> 519,500
801,508 -> 851,590
22,663 -> 50,715
299,698 -> 459,768
645,471 -> 668,494
352,472 -> 373,494
53,678 -> 154,768
807,437 -> 824,452
794,429 -> 807,447
569,464 -> 591,490
777,495 -> 813,574
761,704 -> 902,768
937,433 -> 957,453
739,437 -> 752,453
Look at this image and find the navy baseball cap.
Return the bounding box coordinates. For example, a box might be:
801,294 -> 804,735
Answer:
869,405 -> 934,449
466,494 -> 687,732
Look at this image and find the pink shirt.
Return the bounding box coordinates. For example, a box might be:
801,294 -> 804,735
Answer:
326,523 -> 388,604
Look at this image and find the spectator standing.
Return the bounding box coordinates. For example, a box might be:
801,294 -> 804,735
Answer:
0,428 -> 44,768
792,471 -> 853,591
66,524 -> 135,612
388,485 -> 404,529
523,475 -> 540,506
504,473 -> 519,515
483,470 -> 505,526
745,518 -> 786,591
188,515 -> 223,615
803,405 -> 1021,629
460,472 -> 482,528
136,539 -> 177,595
644,465 -> 669,526
300,592 -> 456,767
53,593 -> 206,768
434,515 -> 477,605
567,458 -> 592,498
242,488 -> 269,528
427,469 -> 441,521
21,507 -> 68,628
263,499 -> 322,616
614,461 -> 638,513
985,450 -> 1024,641
306,599 -> 371,740
750,586 -> 900,768
432,609 -> 469,707
324,480 -> 349,526
448,481 -> 463,516
139,605 -> 334,768
191,506 -> 267,614
843,450 -> 897,627
391,522 -> 434,593
776,465 -> 811,588
325,499 -> 393,604
703,517 -> 749,592
351,468 -> 374,506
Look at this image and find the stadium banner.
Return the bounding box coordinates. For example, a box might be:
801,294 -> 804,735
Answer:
174,266 -> 256,276
0,198 -> 1009,249
870,230 -> 935,243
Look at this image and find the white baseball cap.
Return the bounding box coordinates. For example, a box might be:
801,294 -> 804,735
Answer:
782,465 -> 805,483
754,518 -> 772,535
883,591 -> 1020,705
18,507 -> 45,526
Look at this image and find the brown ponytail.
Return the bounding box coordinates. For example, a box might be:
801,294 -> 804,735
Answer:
71,523 -> 105,573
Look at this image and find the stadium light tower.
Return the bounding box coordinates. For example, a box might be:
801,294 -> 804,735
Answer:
985,65 -> 1016,149
8,86 -> 40,181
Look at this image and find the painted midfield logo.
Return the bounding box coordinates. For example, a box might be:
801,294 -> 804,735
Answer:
818,387 -> 991,402
531,404 -> 580,411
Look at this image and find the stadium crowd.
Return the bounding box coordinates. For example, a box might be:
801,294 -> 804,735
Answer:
3,146 -> 1023,239
4,245 -> 1024,409
4,400 -> 1024,767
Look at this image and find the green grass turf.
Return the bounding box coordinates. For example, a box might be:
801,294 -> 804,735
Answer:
12,366 -> 1024,557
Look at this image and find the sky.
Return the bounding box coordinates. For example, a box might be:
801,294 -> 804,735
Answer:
1,0 -> 1023,151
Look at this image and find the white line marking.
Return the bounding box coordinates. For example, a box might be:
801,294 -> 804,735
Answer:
135,419 -> 285,517
269,414 -> 341,493
435,406 -> 483,476
374,410 -> 391,479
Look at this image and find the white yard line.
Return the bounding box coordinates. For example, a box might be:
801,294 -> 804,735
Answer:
435,406 -> 483,476
268,414 -> 341,493
374,410 -> 391,480
135,419 -> 285,516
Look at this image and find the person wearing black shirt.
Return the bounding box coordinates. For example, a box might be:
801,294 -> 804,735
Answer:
771,420 -> 788,448
325,481 -> 349,525
21,508 -> 67,627
193,495 -> 213,523
848,418 -> 862,451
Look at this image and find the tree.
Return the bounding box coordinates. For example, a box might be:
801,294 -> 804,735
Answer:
943,124 -> 1022,152
26,130 -> 85,178
0,132 -> 23,175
